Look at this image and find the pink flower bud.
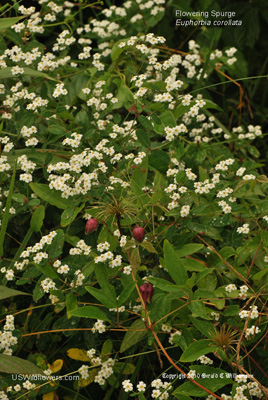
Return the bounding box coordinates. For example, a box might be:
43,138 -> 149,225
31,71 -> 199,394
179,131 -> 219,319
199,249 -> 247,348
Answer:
133,225 -> 145,243
85,218 -> 98,234
139,283 -> 154,304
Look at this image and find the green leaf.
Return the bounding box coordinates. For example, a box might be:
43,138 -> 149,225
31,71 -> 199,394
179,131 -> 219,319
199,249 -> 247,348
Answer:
85,286 -> 117,308
120,319 -> 147,352
150,293 -> 171,321
0,162 -> 16,257
69,306 -> 110,322
117,281 -> 136,307
180,339 -> 217,362
30,183 -> 71,210
131,247 -> 141,267
176,243 -> 204,257
149,149 -> 169,174
136,129 -> 150,148
61,204 -> 84,227
190,317 -> 214,338
0,67 -> 58,81
0,354 -> 45,375
181,258 -> 207,272
94,265 -> 117,307
173,394 -> 192,400
173,366 -> 233,397
33,262 -> 59,281
49,229 -> 65,260
113,362 -> 135,374
0,16 -> 25,32
0,285 -> 30,300
164,240 -> 188,285
66,293 -> 78,319
101,339 -> 113,358
30,205 -> 45,232
140,241 -> 158,253
146,277 -> 188,296
195,268 -> 214,284
184,221 -> 222,241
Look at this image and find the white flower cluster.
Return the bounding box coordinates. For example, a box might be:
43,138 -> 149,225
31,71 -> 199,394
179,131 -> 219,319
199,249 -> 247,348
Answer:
164,124 -> 188,141
237,125 -> 262,140
233,381 -> 263,400
169,330 -> 182,344
69,240 -> 91,256
0,155 -> 11,172
245,325 -> 261,339
62,132 -> 82,148
211,312 -> 220,321
52,30 -> 76,52
122,378 -> 171,399
52,83 -> 68,98
94,243 -> 122,268
239,285 -> 249,299
237,224 -> 250,234
197,355 -> 213,365
71,269 -> 85,287
239,305 -> 259,319
225,284 -> 237,293
0,315 -> 18,355
53,260 -> 69,274
161,324 -> 172,332
180,204 -> 190,217
84,349 -> 116,386
215,158 -> 235,171
40,277 -> 56,293
92,319 -> 106,334
18,154 -> 36,183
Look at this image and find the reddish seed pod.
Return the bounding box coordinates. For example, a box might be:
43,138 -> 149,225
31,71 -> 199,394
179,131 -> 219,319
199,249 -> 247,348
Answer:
133,225 -> 145,243
139,283 -> 154,304
85,218 -> 98,234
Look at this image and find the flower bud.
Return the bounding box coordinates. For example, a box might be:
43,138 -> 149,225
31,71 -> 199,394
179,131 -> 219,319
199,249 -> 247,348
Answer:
85,218 -> 98,234
139,283 -> 154,304
133,225 -> 145,243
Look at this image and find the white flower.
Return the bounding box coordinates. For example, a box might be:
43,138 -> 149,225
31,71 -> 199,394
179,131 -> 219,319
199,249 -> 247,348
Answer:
137,381 -> 146,392
122,379 -> 133,392
225,284 -> 237,293
237,223 -> 249,234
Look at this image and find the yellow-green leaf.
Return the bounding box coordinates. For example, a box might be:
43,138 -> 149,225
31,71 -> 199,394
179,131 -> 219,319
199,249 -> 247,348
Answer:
67,348 -> 90,362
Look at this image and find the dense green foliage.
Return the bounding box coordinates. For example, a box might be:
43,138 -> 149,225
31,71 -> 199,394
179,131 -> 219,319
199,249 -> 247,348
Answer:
0,1 -> 267,400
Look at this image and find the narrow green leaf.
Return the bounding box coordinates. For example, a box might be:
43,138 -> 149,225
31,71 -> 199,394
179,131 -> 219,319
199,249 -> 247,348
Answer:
190,317 -> 214,338
164,240 -> 188,285
30,205 -> 45,232
176,244 -> 204,257
101,339 -> 113,358
173,366 -> 233,397
85,286 -> 117,308
120,319 -> 147,352
117,281 -> 136,307
94,265 -> 117,307
69,306 -> 110,321
0,161 -> 16,257
66,293 -> 78,319
180,339 -> 217,362
0,66 -> 58,81
0,286 -> 30,300
113,362 -> 135,374
0,16 -> 25,32
146,277 -> 188,296
29,183 -> 71,210
61,204 -> 84,227
0,354 -> 45,375
140,241 -> 158,253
